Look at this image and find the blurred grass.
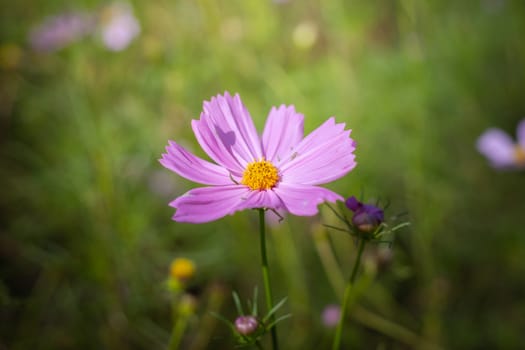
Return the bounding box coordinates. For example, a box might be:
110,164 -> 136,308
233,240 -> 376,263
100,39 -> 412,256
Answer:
1,0 -> 525,349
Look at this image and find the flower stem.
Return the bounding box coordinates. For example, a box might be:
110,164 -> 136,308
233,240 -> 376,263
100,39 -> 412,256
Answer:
168,309 -> 189,350
331,238 -> 366,350
258,209 -> 279,350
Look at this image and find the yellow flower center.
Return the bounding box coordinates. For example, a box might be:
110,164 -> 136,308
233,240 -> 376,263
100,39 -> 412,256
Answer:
515,146 -> 525,166
241,158 -> 280,191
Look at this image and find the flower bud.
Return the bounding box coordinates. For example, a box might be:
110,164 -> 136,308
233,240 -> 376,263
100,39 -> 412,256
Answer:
345,196 -> 384,233
235,316 -> 258,335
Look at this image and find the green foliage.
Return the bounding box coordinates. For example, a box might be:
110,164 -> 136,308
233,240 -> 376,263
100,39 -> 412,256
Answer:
1,0 -> 525,349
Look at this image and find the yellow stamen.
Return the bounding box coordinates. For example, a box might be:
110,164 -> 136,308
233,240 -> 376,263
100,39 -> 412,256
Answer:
515,146 -> 525,166
241,158 -> 279,191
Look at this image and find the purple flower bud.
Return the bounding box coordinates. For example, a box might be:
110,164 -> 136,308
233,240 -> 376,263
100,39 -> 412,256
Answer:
235,316 -> 258,335
345,196 -> 361,211
345,196 -> 384,233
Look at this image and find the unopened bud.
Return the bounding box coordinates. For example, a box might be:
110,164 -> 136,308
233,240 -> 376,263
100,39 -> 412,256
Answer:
345,196 -> 384,233
235,315 -> 258,335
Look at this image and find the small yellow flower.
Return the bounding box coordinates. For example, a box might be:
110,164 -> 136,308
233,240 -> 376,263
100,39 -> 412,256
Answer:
170,258 -> 196,282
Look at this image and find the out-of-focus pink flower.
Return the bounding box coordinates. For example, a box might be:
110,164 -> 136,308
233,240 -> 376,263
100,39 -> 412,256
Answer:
476,119 -> 525,169
321,304 -> 341,328
29,12 -> 95,52
99,3 -> 140,51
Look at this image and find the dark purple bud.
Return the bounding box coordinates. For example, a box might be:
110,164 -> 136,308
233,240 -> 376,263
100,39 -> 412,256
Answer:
235,316 -> 258,335
345,196 -> 384,233
345,196 -> 362,211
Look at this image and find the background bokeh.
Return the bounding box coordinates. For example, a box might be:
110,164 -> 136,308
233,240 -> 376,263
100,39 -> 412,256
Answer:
1,0 -> 525,349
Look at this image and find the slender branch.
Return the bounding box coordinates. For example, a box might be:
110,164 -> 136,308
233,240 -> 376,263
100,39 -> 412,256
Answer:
258,209 -> 279,350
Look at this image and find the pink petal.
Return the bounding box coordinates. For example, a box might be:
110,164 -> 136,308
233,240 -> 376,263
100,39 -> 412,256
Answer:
262,105 -> 304,163
476,128 -> 515,168
192,93 -> 262,173
192,119 -> 245,175
171,185 -> 250,223
278,117 -> 344,164
274,183 -> 342,216
238,189 -> 284,211
279,118 -> 356,185
160,141 -> 232,185
517,119 -> 525,149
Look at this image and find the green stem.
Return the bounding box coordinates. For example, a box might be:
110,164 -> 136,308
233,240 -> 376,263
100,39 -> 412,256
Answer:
258,209 -> 279,350
168,308 -> 189,350
332,238 -> 366,350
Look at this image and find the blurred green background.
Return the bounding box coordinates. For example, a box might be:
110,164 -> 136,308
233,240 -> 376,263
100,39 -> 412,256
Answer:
1,0 -> 525,349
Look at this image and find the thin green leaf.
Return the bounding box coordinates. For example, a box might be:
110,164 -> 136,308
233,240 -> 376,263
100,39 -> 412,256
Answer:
209,311 -> 236,332
266,313 -> 292,329
252,287 -> 258,316
391,222 -> 410,232
323,224 -> 350,233
371,223 -> 386,236
324,203 -> 347,223
232,291 -> 245,315
263,297 -> 287,323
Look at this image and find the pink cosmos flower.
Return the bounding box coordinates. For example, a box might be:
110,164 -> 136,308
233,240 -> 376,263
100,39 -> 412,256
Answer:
99,3 -> 140,51
29,12 -> 95,52
160,92 -> 356,223
476,119 -> 525,169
